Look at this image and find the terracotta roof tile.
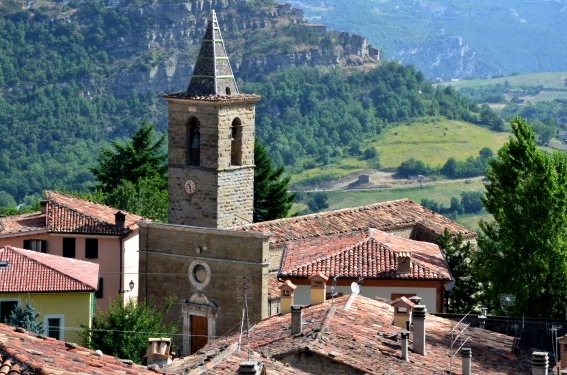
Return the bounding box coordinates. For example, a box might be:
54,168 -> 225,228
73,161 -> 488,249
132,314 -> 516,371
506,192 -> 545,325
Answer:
0,191 -> 147,237
237,295 -> 532,374
279,229 -> 451,280
0,246 -> 99,292
232,199 -> 476,246
0,324 -> 156,374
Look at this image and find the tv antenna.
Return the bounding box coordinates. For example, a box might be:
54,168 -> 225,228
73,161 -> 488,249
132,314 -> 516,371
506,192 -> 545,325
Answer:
237,276 -> 251,360
448,311 -> 472,374
331,273 -> 342,306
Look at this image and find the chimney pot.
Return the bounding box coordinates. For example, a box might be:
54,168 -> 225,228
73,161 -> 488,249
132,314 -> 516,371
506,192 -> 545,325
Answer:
291,305 -> 303,335
411,304 -> 427,356
531,351 -> 549,375
462,347 -> 472,375
401,330 -> 410,362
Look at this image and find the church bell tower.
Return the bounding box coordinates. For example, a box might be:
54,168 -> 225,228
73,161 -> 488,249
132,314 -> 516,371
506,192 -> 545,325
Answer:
165,10 -> 260,228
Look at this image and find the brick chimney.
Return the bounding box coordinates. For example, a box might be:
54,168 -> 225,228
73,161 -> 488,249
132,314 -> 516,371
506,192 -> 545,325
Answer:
279,280 -> 296,315
531,351 -> 548,375
115,210 -> 126,230
237,361 -> 266,375
145,338 -> 172,368
461,347 -> 472,375
309,273 -> 328,305
412,304 -> 427,355
291,305 -> 303,335
401,330 -> 410,362
396,251 -> 412,274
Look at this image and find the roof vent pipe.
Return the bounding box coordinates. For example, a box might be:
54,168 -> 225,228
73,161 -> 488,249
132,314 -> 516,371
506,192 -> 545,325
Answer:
531,351 -> 548,375
291,305 -> 302,335
401,330 -> 410,362
462,347 -> 472,375
412,304 -> 427,356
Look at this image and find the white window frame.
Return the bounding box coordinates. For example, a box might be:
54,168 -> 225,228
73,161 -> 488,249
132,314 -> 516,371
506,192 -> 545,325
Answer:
44,314 -> 65,341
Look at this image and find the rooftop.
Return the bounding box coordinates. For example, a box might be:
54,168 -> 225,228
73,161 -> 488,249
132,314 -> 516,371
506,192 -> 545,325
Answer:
0,323 -> 156,374
0,246 -> 99,293
0,191 -> 145,237
184,294 -> 531,374
232,199 -> 476,247
279,228 -> 451,280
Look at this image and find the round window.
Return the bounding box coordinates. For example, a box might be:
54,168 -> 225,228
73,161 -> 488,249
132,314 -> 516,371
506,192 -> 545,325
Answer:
188,260 -> 211,289
194,264 -> 207,283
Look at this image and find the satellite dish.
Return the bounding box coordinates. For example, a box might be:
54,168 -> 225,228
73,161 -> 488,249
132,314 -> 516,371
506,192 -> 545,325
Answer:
445,279 -> 456,291
351,282 -> 360,294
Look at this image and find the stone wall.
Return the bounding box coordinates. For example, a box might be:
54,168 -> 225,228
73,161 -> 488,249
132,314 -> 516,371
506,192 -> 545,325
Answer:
138,222 -> 271,351
278,351 -> 365,375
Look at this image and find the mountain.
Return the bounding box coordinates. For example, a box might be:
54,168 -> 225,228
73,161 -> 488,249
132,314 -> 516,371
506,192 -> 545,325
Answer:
289,0 -> 567,80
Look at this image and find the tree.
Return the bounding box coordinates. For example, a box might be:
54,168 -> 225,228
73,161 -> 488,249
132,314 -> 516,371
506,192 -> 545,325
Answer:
5,302 -> 44,334
253,138 -> 296,222
80,297 -> 176,364
436,229 -> 479,313
475,116 -> 567,318
90,120 -> 167,194
460,191 -> 484,214
306,192 -> 329,212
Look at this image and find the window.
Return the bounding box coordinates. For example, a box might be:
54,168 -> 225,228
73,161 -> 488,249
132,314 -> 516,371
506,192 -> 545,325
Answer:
187,118 -> 200,166
230,118 -> 242,166
95,278 -> 103,299
0,300 -> 18,324
85,238 -> 98,259
23,239 -> 47,253
62,238 -> 75,258
44,315 -> 64,340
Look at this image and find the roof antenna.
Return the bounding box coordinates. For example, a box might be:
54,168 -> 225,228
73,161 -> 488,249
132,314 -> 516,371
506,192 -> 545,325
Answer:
331,273 -> 342,306
237,276 -> 251,360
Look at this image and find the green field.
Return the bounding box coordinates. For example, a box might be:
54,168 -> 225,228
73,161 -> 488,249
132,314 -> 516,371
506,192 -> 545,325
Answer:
290,118 -> 510,185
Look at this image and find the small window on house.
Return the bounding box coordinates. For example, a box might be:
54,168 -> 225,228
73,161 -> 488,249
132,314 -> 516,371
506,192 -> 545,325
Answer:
62,238 -> 75,258
187,119 -> 200,166
85,238 -> 98,259
0,300 -> 18,324
44,315 -> 64,340
230,118 -> 242,166
23,239 -> 47,253
95,278 -> 103,299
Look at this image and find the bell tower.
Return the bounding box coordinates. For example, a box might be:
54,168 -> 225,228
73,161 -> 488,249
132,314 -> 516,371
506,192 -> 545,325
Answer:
165,10 -> 260,228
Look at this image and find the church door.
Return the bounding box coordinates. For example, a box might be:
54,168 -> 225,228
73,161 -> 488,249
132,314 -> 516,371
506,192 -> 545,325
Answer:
190,315 -> 208,354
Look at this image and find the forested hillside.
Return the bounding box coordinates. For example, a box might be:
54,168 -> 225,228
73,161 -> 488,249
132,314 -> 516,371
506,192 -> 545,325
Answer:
0,0 -> 500,207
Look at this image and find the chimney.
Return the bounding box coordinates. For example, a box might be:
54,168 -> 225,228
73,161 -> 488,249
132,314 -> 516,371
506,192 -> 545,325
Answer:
115,211 -> 126,230
279,280 -> 296,314
237,361 -> 265,375
412,304 -> 427,355
309,273 -> 328,305
291,305 -> 302,335
391,297 -> 414,328
531,351 -> 548,375
144,338 -> 172,368
397,251 -> 412,274
461,347 -> 472,375
401,330 -> 410,362
40,200 -> 47,214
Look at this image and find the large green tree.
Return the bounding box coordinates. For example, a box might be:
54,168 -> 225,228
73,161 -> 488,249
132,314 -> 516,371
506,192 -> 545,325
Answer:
90,121 -> 168,221
80,297 -> 176,364
253,138 -> 296,222
475,116 -> 567,318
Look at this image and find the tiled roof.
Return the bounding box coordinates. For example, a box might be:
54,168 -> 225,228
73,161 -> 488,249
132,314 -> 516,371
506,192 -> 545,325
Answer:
0,191 -> 145,237
232,199 -> 476,246
0,324 -> 156,374
242,295 -> 531,374
267,273 -> 281,300
279,229 -> 451,280
162,342 -> 310,375
0,246 -> 99,293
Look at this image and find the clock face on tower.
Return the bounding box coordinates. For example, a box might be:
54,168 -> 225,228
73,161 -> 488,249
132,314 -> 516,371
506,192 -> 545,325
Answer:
184,179 -> 196,195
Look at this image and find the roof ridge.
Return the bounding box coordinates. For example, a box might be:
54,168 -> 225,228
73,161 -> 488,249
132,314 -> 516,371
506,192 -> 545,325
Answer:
9,247 -> 98,290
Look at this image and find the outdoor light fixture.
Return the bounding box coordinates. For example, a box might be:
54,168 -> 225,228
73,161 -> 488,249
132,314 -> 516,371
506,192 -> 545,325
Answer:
129,280 -> 135,291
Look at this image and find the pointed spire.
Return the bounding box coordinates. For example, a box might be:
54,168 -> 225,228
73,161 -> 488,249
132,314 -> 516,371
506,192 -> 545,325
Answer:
187,10 -> 239,97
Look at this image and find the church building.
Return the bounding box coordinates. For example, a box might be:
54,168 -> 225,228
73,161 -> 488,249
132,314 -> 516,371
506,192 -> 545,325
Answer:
138,10 -> 475,356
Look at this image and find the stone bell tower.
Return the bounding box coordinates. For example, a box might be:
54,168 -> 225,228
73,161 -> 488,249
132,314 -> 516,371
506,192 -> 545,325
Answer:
165,10 -> 260,228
